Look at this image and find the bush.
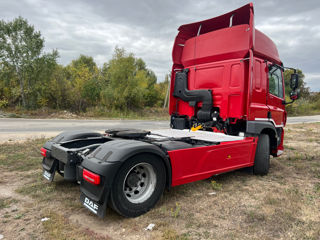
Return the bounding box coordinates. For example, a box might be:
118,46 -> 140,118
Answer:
286,95 -> 320,116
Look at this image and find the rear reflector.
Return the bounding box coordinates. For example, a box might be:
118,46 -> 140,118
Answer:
83,169 -> 100,185
40,147 -> 47,157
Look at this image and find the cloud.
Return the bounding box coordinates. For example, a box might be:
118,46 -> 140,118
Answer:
305,73 -> 320,91
0,0 -> 319,91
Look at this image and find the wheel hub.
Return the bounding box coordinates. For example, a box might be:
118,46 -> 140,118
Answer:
123,162 -> 157,204
126,173 -> 140,188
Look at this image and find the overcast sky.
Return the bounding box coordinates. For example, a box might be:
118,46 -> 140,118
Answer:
1,0 -> 320,91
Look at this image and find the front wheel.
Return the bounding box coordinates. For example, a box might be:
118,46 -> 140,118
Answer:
253,134 -> 270,175
109,154 -> 166,217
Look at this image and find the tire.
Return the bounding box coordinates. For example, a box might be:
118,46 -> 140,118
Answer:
253,134 -> 270,175
109,153 -> 166,217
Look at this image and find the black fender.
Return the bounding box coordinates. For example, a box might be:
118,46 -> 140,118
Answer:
246,121 -> 279,151
79,139 -> 172,218
42,130 -> 102,180
43,130 -> 102,150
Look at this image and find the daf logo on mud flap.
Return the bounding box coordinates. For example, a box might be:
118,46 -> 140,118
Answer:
84,197 -> 99,214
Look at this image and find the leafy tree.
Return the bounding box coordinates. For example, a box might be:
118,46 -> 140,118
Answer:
101,47 -> 159,111
155,73 -> 170,107
99,62 -> 110,87
0,17 -> 58,108
0,62 -> 17,106
46,65 -> 72,109
70,54 -> 97,73
66,55 -> 100,111
283,69 -> 309,98
27,50 -> 59,108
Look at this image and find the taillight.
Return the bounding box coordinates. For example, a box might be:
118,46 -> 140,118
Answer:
83,169 -> 100,185
40,147 -> 47,157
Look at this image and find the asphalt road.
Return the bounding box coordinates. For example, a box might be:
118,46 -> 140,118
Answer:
0,115 -> 319,142
0,118 -> 169,142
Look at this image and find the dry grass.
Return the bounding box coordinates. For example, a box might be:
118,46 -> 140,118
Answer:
1,107 -> 170,120
0,123 -> 319,239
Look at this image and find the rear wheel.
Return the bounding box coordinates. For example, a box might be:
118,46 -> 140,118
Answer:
110,154 -> 166,217
253,134 -> 270,175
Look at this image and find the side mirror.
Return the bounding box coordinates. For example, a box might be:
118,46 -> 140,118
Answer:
290,90 -> 299,101
290,73 -> 299,90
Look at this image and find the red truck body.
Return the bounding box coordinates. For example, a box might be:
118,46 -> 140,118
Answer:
169,3 -> 286,157
168,137 -> 257,186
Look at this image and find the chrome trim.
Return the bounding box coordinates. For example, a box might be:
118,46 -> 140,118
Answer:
254,118 -> 284,128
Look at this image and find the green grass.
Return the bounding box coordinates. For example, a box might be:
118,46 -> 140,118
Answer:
82,106 -> 170,120
170,202 -> 181,218
0,198 -> 18,209
0,138 -> 46,171
42,211 -> 107,240
13,213 -> 24,219
16,172 -> 82,210
1,106 -> 170,120
210,180 -> 222,191
162,229 -> 191,240
286,96 -> 320,116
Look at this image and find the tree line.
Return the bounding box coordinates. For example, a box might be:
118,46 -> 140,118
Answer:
0,17 -> 169,112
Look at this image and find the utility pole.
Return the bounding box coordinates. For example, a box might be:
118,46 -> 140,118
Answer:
163,80 -> 170,108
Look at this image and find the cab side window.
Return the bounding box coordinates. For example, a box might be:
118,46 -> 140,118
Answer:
268,66 -> 284,98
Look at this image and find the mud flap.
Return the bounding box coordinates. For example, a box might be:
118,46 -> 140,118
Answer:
80,192 -> 107,218
42,157 -> 58,182
43,169 -> 56,182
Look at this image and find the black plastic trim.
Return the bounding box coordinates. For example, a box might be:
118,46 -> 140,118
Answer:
246,120 -> 279,152
173,69 -> 213,122
246,121 -> 277,136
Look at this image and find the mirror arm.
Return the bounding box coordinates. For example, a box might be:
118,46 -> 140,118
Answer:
269,63 -> 297,73
282,99 -> 295,105
267,61 -> 297,73
284,67 -> 297,73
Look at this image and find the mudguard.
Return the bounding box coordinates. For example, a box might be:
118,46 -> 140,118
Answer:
246,121 -> 277,137
246,121 -> 280,156
42,130 -> 103,182
79,139 -> 171,218
43,130 -> 102,150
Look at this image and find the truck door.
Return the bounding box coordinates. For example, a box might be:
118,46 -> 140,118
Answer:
267,65 -> 285,127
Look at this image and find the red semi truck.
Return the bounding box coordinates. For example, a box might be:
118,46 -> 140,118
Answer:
41,3 -> 299,218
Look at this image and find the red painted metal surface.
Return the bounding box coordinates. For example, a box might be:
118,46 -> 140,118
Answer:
168,137 -> 257,186
254,30 -> 281,64
174,58 -> 248,120
169,3 -> 284,123
171,3 -> 254,67
181,25 -> 250,68
248,56 -> 268,120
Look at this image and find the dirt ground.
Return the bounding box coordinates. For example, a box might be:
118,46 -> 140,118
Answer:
0,123 -> 319,240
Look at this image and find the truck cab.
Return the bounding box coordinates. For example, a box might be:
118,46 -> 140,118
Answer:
169,3 -> 299,157
40,3 -> 299,218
